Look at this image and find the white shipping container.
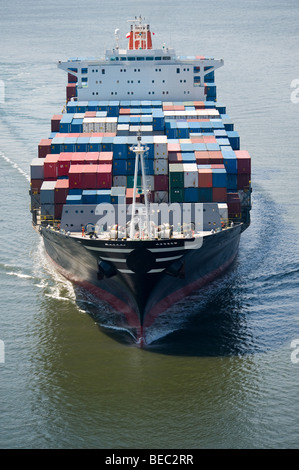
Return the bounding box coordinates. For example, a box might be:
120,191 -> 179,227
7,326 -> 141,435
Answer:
183,163 -> 198,188
83,117 -> 117,133
154,137 -> 168,159
169,163 -> 184,173
154,191 -> 168,203
143,175 -> 155,191
113,175 -> 127,187
40,181 -> 56,204
154,159 -> 168,175
218,203 -> 228,221
30,158 -> 44,180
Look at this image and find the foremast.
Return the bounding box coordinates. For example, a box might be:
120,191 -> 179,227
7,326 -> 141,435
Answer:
129,131 -> 150,240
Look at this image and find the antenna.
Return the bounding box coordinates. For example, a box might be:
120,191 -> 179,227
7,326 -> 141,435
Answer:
114,28 -> 120,50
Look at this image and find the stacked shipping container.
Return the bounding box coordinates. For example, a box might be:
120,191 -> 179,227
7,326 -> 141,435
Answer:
31,100 -> 251,223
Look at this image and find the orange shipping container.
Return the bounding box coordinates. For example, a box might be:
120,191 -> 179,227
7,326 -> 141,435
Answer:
198,169 -> 212,188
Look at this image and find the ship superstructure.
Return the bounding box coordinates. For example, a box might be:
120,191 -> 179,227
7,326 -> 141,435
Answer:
58,16 -> 223,103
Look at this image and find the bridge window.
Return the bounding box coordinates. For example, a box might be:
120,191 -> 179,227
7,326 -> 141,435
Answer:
194,76 -> 201,86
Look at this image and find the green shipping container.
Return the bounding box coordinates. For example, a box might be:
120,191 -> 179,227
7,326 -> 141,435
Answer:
169,172 -> 184,188
127,175 -> 142,188
170,188 -> 184,202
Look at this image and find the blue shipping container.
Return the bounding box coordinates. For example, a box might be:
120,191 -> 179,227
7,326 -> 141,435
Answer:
198,187 -> 212,202
76,137 -> 89,152
212,168 -> 227,188
66,195 -> 82,204
222,150 -> 238,174
184,187 -> 199,202
96,190 -> 111,203
88,137 -> 102,152
227,174 -> 238,190
227,131 -> 240,150
82,190 -> 97,204
113,159 -> 127,175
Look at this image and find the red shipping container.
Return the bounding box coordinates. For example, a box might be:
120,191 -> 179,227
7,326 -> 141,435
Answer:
68,165 -> 84,189
71,153 -> 86,165
57,153 -> 72,177
103,132 -> 116,137
51,115 -> 62,133
85,152 -> 100,164
212,187 -> 227,202
190,137 -> 204,143
168,152 -> 182,163
168,143 -> 181,153
227,192 -> 241,216
30,179 -> 43,193
227,192 -> 239,201
195,151 -> 210,165
193,101 -> 205,109
38,139 -> 52,158
66,83 -> 77,101
154,175 -> 168,191
84,111 -> 97,117
202,136 -> 217,144
237,173 -> 250,189
207,151 -> 223,164
54,204 -> 64,219
82,164 -> 98,189
68,72 -> 77,83
126,188 -> 141,204
44,154 -> 59,180
96,164 -> 112,188
235,150 -> 251,174
54,179 -> 69,204
119,108 -> 131,115
82,133 -> 94,137
211,164 -> 225,169
163,105 -> 174,111
98,152 -> 113,164
198,169 -> 212,188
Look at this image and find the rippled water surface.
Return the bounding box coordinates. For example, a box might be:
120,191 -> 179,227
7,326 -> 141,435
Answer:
0,0 -> 299,449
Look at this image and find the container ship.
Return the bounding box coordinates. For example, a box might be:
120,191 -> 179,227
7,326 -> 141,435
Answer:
30,17 -> 252,344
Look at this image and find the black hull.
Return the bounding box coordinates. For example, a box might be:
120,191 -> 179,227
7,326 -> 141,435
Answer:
41,224 -> 242,338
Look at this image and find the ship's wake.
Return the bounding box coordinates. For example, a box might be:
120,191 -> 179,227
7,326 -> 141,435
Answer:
0,150 -> 30,181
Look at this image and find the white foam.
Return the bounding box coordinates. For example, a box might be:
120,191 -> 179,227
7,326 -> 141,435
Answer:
6,271 -> 34,279
0,151 -> 30,181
